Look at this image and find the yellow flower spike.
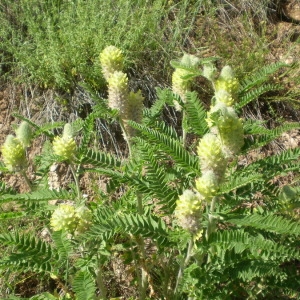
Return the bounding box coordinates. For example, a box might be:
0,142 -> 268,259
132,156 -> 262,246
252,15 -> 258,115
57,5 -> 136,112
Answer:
206,103 -> 244,157
1,135 -> 26,171
219,116 -> 244,157
53,136 -> 76,161
99,46 -> 124,81
214,65 -> 239,104
195,170 -> 219,200
215,89 -> 235,107
50,204 -> 78,233
107,71 -> 129,114
53,124 -> 76,161
75,206 -> 92,234
197,133 -> 227,179
172,68 -> 190,111
174,190 -> 203,234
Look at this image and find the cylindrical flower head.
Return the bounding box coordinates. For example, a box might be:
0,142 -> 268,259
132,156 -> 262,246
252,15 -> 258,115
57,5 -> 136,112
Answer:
107,71 -> 129,114
99,46 -> 124,81
219,116 -> 244,157
15,121 -> 32,148
174,190 -> 203,234
197,133 -> 227,178
50,203 -> 78,233
53,134 -> 76,161
214,66 -> 239,103
75,206 -> 92,234
122,90 -> 144,138
171,53 -> 200,111
195,170 -> 219,200
207,103 -> 244,156
206,102 -> 232,128
172,68 -> 190,111
1,135 -> 26,171
215,89 -> 234,107
123,90 -> 144,122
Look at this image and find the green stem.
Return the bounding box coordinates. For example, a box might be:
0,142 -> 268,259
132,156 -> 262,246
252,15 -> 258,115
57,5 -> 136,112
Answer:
182,110 -> 187,147
69,163 -> 81,200
206,196 -> 218,264
95,255 -> 107,300
206,196 -> 217,239
174,236 -> 194,296
20,170 -> 33,191
135,193 -> 148,300
136,236 -> 148,300
119,117 -> 132,157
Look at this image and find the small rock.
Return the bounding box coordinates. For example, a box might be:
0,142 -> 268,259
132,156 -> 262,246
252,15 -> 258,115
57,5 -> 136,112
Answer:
282,0 -> 300,22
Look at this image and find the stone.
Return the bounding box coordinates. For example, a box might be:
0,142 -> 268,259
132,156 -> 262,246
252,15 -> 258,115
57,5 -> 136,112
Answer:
281,0 -> 300,22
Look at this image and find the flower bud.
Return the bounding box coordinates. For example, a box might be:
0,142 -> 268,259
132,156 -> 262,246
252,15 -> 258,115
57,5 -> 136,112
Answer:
15,121 -> 32,148
180,53 -> 200,67
123,90 -> 144,122
195,170 -> 219,200
62,123 -> 74,140
99,46 -> 124,81
202,63 -> 217,81
122,90 -> 144,138
172,68 -> 190,111
107,71 -> 129,114
1,135 -> 26,171
174,190 -> 203,234
197,133 -> 227,178
172,54 -> 199,111
50,204 -> 78,233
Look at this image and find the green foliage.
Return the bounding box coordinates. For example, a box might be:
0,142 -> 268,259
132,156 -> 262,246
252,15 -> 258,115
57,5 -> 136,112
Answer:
0,51 -> 299,300
51,231 -> 73,261
226,214 -> 300,236
184,91 -> 208,136
73,270 -> 96,300
90,206 -> 169,246
0,232 -> 56,273
0,189 -> 75,203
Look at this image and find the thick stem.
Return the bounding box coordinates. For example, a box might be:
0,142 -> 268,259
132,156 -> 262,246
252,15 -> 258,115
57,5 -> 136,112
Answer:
136,236 -> 148,300
69,163 -> 81,200
119,117 -> 132,157
206,196 -> 218,264
95,256 -> 107,300
20,170 -> 33,191
135,192 -> 148,299
174,236 -> 194,296
206,196 -> 218,240
182,110 -> 187,147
